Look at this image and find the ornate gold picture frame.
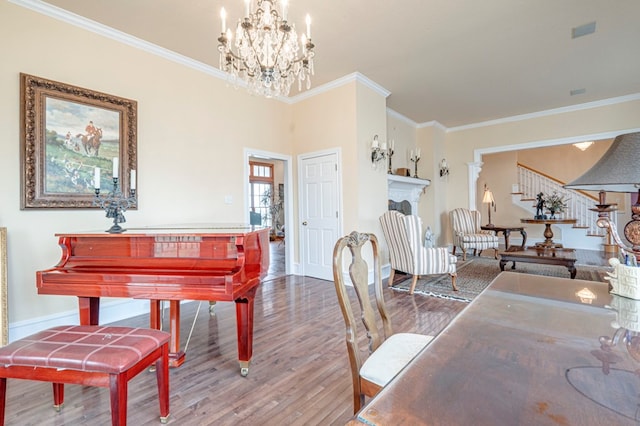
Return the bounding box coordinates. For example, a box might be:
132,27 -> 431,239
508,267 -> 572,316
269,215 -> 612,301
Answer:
20,73 -> 137,209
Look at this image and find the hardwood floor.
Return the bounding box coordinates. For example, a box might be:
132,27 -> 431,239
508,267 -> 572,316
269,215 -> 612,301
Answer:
3,244 -> 608,425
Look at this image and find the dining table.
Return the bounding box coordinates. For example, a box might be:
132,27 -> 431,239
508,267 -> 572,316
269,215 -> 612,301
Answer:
350,271 -> 640,425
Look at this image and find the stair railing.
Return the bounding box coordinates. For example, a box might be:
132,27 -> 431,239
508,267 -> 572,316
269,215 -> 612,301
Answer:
517,163 -> 615,237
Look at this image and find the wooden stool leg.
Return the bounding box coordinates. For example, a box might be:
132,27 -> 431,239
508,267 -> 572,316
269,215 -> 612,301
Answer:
156,345 -> 170,423
0,377 -> 6,424
109,374 -> 127,426
52,382 -> 64,411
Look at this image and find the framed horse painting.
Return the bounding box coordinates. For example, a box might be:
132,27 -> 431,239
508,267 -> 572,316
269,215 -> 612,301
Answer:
20,73 -> 137,209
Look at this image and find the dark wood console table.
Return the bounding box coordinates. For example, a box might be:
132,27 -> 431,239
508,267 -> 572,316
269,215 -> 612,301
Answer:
481,225 -> 527,251
520,217 -> 577,248
352,273 -> 636,424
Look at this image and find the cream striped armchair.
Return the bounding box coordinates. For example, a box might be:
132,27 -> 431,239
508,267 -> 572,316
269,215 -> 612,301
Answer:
449,208 -> 499,261
379,211 -> 457,294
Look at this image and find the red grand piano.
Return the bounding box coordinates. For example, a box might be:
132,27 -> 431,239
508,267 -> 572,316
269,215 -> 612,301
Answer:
36,225 -> 270,376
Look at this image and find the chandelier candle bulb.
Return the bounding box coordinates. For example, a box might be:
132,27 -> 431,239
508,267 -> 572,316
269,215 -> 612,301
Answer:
282,0 -> 288,20
112,157 -> 118,178
94,167 -> 100,190
245,0 -> 250,16
220,8 -> 227,33
306,14 -> 311,38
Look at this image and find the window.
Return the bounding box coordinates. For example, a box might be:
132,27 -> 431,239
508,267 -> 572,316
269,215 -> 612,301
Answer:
249,161 -> 274,227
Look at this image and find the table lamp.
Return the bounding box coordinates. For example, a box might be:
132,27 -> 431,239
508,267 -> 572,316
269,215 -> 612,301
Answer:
564,131 -> 640,259
482,185 -> 495,227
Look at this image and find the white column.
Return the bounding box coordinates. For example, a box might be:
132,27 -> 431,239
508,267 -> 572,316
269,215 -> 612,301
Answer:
467,161 -> 483,210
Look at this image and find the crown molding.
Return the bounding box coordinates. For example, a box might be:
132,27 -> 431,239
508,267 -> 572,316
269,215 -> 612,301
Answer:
287,72 -> 391,104
14,0 -> 640,129
417,120 -> 447,132
386,108 -> 417,127
445,93 -> 640,133
10,0 -> 230,81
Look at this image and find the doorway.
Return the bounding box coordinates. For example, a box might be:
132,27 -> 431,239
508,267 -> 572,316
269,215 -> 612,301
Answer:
244,149 -> 293,278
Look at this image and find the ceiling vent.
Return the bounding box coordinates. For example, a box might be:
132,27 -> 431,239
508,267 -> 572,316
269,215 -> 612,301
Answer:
572,21 -> 596,39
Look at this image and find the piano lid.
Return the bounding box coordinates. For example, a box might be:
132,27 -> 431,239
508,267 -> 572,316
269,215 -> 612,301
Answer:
55,223 -> 270,237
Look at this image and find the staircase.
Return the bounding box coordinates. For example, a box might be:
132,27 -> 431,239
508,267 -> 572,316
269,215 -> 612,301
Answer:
514,163 -> 615,249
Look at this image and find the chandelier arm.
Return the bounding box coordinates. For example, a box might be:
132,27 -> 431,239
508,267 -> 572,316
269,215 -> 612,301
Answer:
219,45 -> 259,77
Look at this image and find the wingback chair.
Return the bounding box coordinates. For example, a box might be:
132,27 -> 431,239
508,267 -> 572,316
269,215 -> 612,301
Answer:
332,231 -> 433,413
449,208 -> 499,261
379,210 -> 457,294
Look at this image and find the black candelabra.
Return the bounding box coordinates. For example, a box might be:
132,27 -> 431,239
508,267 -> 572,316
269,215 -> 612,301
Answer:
94,177 -> 136,234
387,145 -> 394,174
410,152 -> 420,178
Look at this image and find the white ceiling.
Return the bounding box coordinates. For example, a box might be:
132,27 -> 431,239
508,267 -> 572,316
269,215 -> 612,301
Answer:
39,0 -> 640,127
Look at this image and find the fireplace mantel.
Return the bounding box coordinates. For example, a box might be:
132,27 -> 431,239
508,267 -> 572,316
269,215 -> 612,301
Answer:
388,175 -> 430,214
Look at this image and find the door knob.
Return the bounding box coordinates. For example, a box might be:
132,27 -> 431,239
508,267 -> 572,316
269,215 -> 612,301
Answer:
302,221 -> 308,226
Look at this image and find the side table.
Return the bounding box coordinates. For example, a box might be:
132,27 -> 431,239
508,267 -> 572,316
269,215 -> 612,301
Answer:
481,225 -> 527,252
520,218 -> 577,248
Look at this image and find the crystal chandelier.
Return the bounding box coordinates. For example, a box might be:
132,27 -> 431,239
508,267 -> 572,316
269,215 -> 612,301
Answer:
217,0 -> 315,98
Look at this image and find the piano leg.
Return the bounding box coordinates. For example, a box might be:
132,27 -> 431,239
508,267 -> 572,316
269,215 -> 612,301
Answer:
149,300 -> 185,367
235,287 -> 257,377
78,297 -> 100,325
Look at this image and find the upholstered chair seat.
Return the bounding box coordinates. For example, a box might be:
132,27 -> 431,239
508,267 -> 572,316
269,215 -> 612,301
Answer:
359,332 -> 432,388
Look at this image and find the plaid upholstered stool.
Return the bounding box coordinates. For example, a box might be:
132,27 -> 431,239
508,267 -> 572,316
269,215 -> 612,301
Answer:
0,325 -> 170,425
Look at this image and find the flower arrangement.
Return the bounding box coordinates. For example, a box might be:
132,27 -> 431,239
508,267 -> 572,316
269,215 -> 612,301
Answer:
545,191 -> 568,214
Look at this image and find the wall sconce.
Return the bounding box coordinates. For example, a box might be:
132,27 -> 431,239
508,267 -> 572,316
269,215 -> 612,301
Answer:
371,135 -> 387,169
439,158 -> 449,177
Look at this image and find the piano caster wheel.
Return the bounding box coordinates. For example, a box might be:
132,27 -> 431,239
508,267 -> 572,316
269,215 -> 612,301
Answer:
209,301 -> 216,315
240,367 -> 249,377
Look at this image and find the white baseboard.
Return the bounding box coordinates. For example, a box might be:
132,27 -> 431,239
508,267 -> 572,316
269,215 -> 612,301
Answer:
8,299 -> 150,343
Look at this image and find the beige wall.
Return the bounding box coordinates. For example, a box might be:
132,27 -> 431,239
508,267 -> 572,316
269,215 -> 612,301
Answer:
3,1 -> 640,338
386,114 -> 417,172
443,100 -> 640,244
1,3 -> 291,327
417,125 -> 448,244
355,83 -> 389,237
517,140 -> 613,185
477,139 -> 627,242
291,82 -> 357,264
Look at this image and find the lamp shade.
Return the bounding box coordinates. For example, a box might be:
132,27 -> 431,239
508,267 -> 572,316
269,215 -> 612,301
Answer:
564,132 -> 640,193
482,190 -> 494,204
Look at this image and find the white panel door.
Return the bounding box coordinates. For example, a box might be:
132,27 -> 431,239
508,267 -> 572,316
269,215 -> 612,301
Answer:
300,153 -> 339,280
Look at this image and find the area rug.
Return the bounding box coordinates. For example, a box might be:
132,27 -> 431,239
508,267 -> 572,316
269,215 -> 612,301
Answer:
391,257 -> 609,303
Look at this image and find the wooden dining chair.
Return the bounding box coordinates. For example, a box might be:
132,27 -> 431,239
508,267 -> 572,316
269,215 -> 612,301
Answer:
332,231 -> 433,413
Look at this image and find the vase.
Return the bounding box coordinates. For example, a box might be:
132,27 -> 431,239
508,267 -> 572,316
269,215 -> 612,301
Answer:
549,209 -> 556,219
